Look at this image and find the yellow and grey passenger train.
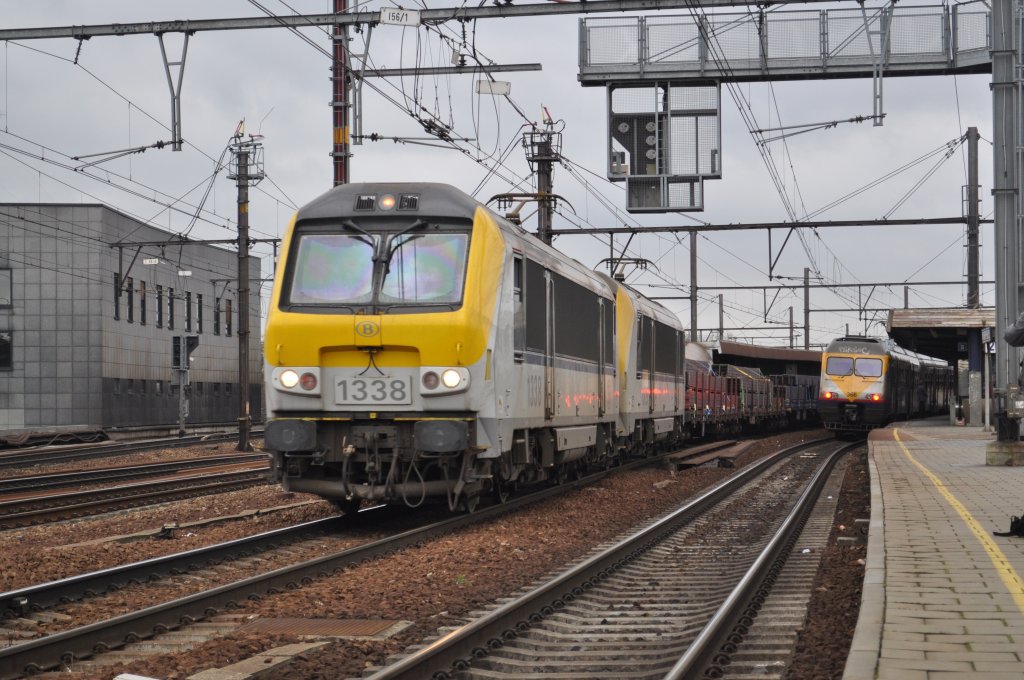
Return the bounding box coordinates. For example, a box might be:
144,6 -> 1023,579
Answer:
817,336 -> 953,432
262,182 -> 805,513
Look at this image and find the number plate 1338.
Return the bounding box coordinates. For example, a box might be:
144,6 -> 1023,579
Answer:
335,377 -> 412,405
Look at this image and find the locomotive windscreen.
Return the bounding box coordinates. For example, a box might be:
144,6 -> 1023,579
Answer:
289,234 -> 375,304
855,358 -> 883,377
379,233 -> 468,305
825,356 -> 853,376
282,221 -> 470,312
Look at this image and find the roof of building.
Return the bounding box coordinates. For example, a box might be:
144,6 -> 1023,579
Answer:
717,340 -> 822,364
887,307 -> 995,330
886,307 -> 994,363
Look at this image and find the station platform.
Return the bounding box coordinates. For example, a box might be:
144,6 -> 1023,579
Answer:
844,419 -> 1024,679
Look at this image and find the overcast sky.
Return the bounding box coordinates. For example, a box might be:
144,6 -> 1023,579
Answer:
0,1 -> 994,349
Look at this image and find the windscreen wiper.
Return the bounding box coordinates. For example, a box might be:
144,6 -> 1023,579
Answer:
381,219 -> 428,276
340,219 -> 376,251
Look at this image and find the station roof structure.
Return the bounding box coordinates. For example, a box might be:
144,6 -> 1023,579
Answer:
886,307 -> 995,363
716,340 -> 822,376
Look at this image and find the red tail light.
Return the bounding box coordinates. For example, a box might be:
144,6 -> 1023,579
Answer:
870,393 -> 881,402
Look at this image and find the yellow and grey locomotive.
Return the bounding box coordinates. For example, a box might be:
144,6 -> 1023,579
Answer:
263,183 -> 680,512
263,182 -> 817,513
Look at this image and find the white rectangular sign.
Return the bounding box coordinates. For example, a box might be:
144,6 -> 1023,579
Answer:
379,8 -> 421,26
336,376 -> 412,405
143,257 -> 160,265
476,80 -> 511,96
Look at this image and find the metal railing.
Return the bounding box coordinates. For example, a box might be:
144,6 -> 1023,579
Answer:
580,4 -> 990,82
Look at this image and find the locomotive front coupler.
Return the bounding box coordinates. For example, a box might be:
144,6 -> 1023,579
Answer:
282,449 -> 326,465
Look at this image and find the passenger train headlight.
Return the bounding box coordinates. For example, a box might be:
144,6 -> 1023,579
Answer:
824,391 -> 833,400
422,371 -> 440,389
280,370 -> 300,388
300,373 -> 318,391
441,369 -> 462,388
870,394 -> 881,402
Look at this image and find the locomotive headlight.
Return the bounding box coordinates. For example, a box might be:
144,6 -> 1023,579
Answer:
441,369 -> 462,388
420,367 -> 470,396
824,391 -> 833,400
273,367 -> 321,396
870,393 -> 881,402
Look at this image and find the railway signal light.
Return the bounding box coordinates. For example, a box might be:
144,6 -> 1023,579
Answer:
172,335 -> 200,369
185,335 -> 199,360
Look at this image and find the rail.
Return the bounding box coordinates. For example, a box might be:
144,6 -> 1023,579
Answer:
0,430 -> 264,470
665,440 -> 859,677
365,437 -> 833,679
0,454 -> 268,494
0,437 -> 793,678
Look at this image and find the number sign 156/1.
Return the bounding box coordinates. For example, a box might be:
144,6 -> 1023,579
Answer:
336,377 -> 412,405
379,8 -> 421,26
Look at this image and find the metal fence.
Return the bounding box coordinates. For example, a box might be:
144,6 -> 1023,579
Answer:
580,5 -> 990,81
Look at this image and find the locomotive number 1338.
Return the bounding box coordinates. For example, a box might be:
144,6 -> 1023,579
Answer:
335,377 -> 412,405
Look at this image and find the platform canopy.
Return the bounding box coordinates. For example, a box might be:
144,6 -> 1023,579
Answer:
886,307 -> 995,363
716,340 -> 822,376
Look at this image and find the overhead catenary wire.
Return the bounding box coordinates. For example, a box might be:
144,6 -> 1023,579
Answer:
4,5 -> 988,344
0,217 -> 268,307
883,135 -> 965,218
680,1 -> 867,339
804,135 -> 966,221
9,7 -> 737,336
0,208 -> 253,287
262,0 -> 513,169
5,38 -> 298,216
0,135 -> 280,246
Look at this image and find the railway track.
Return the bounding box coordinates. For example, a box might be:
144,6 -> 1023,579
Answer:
0,443 -> 738,625
0,431 -> 264,471
0,515 -> 346,621
0,437 -> 769,678
0,453 -> 268,494
0,463 -> 271,529
367,438 -> 859,679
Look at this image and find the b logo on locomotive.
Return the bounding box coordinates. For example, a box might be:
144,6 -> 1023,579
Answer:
355,321 -> 380,338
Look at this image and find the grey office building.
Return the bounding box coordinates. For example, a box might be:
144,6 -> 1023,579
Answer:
0,204 -> 263,434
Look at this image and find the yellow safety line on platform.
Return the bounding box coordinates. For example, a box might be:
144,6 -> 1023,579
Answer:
894,428 -> 1024,613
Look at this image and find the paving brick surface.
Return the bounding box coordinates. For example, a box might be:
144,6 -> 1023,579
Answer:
843,419 -> 1024,679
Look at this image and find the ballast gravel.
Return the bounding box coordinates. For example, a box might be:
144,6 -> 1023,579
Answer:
4,430 -> 866,680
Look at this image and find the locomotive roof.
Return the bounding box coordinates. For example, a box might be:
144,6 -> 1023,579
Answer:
293,182 -> 684,330
824,336 -> 948,367
824,336 -> 888,353
612,278 -> 684,332
295,182 -> 483,222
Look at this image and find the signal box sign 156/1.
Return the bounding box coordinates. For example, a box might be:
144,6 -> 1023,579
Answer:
379,8 -> 421,26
